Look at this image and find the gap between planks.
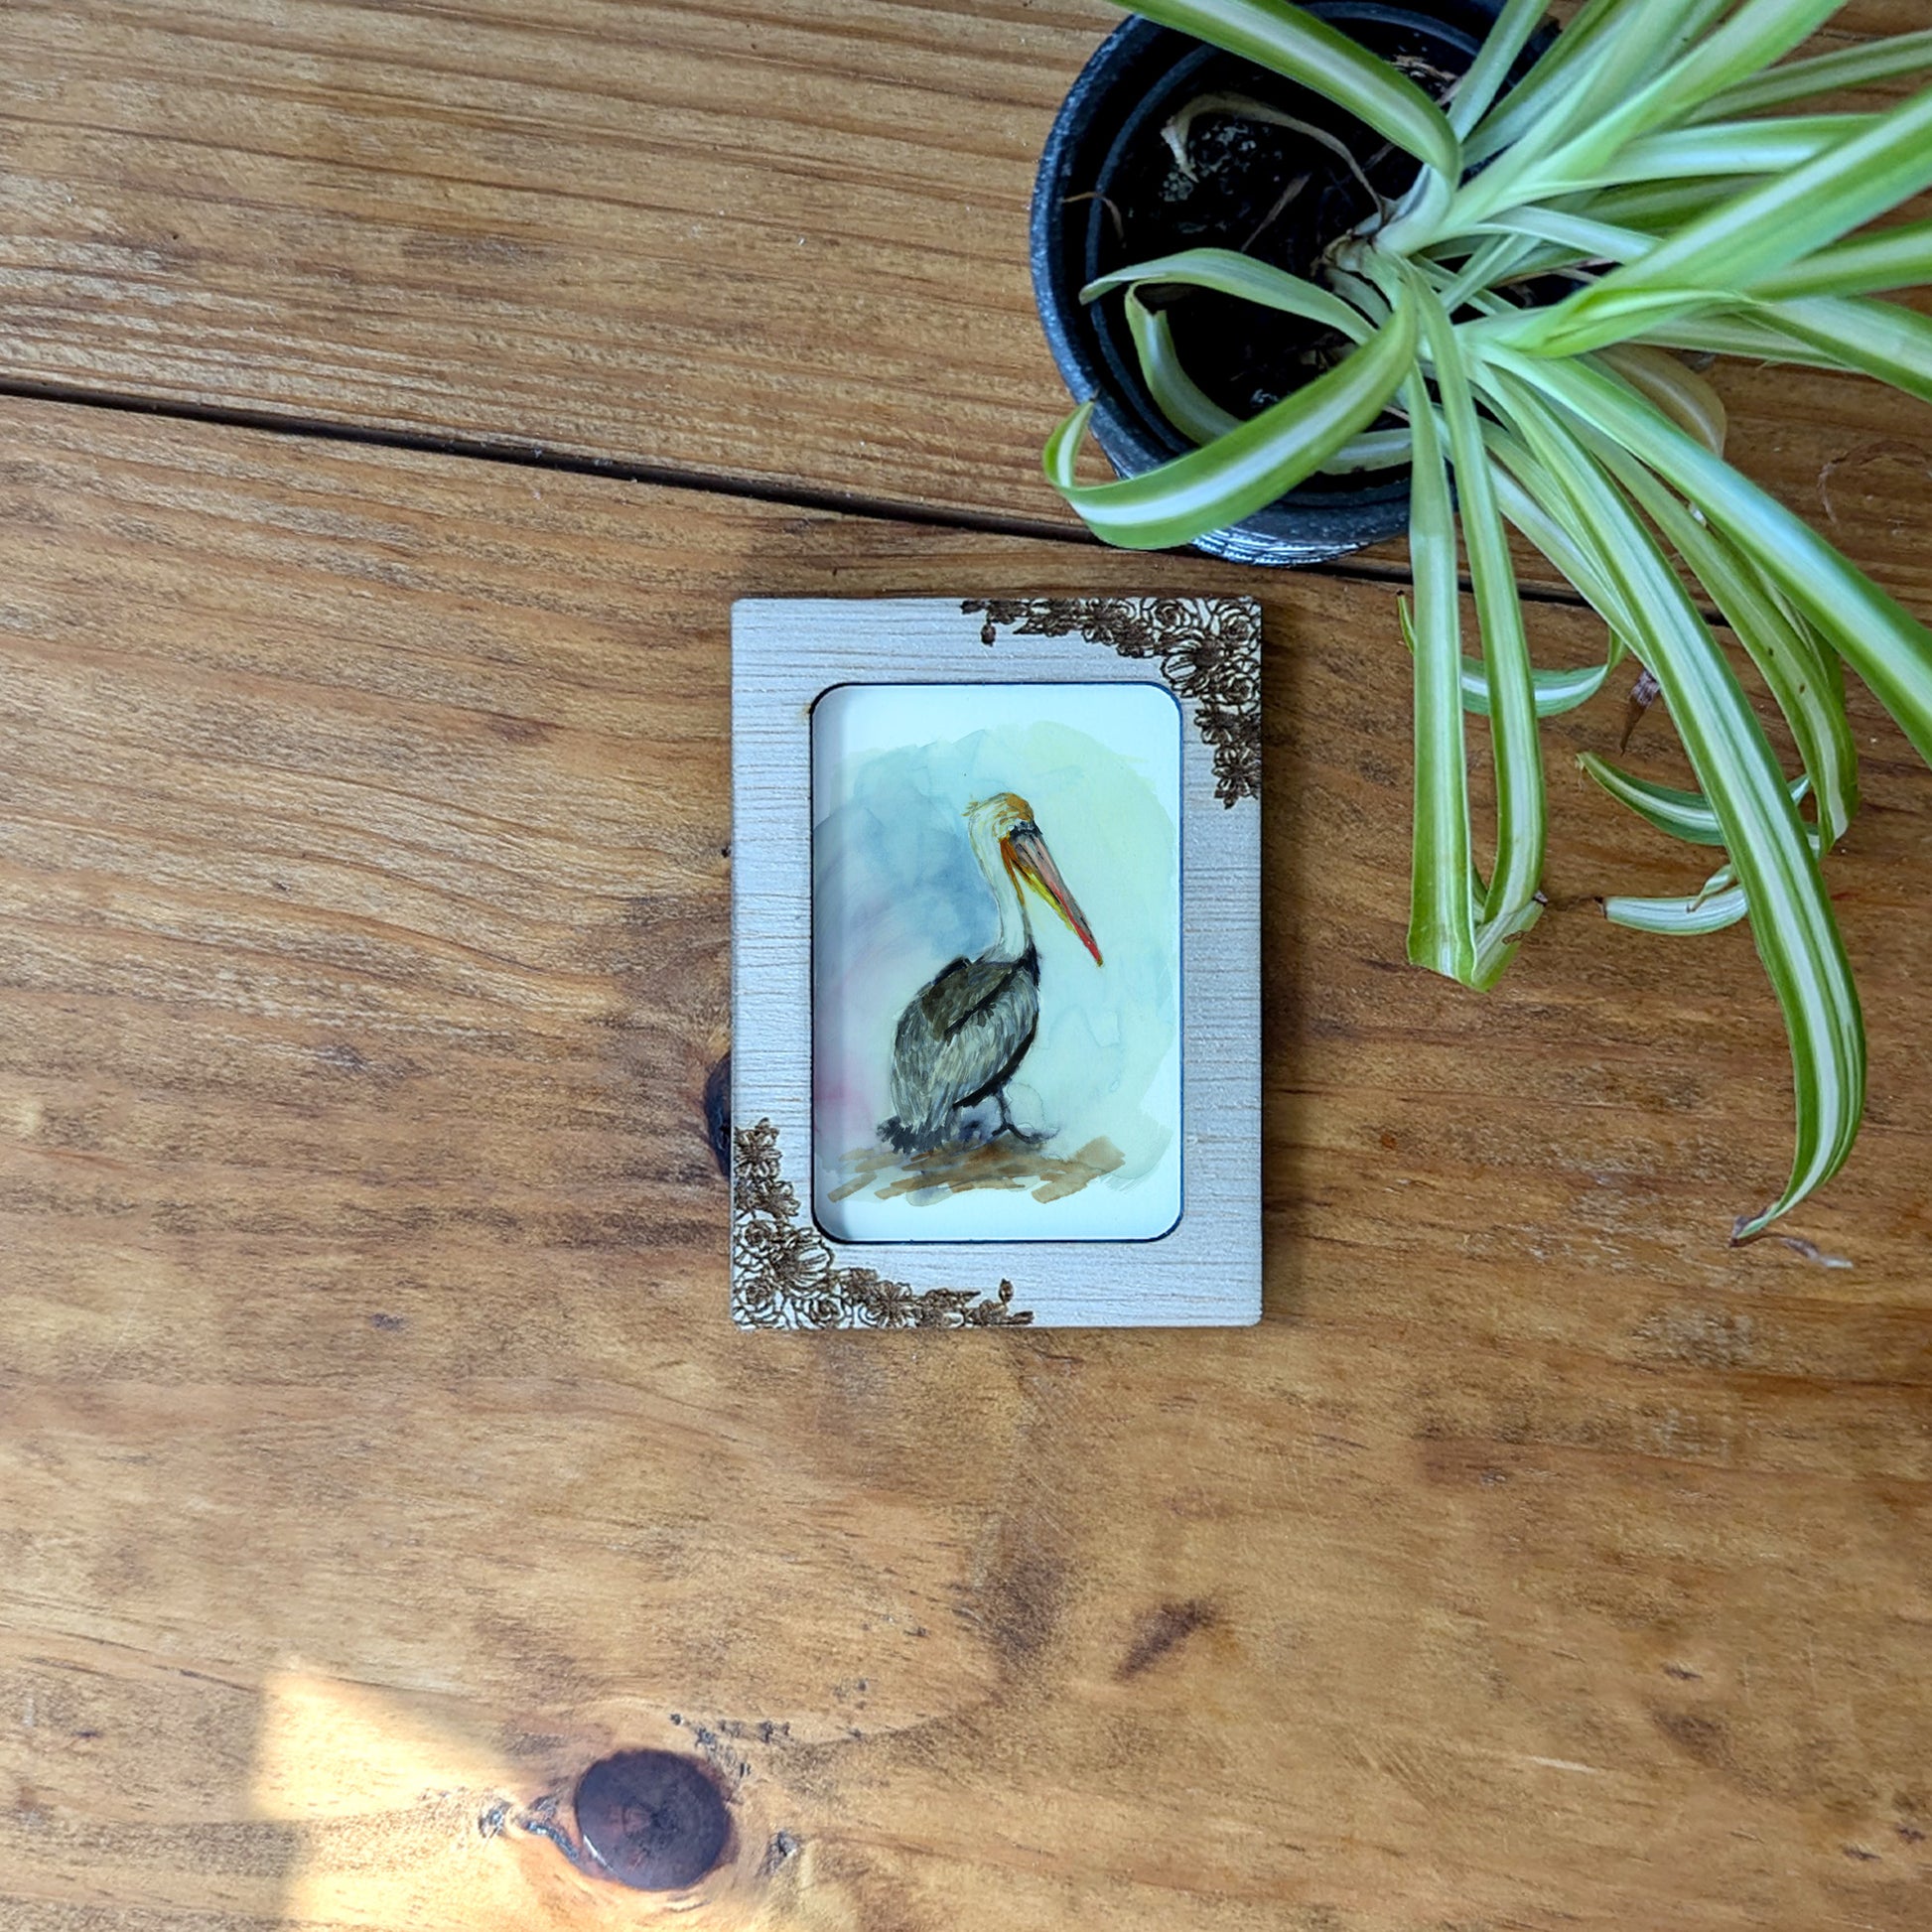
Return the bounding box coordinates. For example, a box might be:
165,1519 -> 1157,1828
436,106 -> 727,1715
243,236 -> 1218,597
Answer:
0,373 -> 1626,617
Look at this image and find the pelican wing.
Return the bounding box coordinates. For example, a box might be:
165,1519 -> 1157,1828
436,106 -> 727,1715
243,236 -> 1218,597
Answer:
916,954 -> 1020,1036
889,951 -> 1039,1140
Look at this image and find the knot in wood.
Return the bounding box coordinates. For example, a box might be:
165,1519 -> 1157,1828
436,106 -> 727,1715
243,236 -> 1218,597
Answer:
573,1749 -> 730,1890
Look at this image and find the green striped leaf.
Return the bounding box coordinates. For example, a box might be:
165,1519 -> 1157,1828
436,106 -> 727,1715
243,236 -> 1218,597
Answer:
1464,0 -> 1636,162
1486,431 -> 1641,629
1320,427 -> 1415,472
1502,0 -> 1847,206
1120,293 -> 1420,476
1605,825 -> 1817,934
1631,311 -> 1852,371
1413,276 -> 1545,976
1509,287 -> 1734,359
1752,219 -> 1932,300
1477,358 -> 1863,1242
1581,754 -> 1811,846
1512,86 -> 1932,354
1584,177 -> 1763,229
1591,438 -> 1860,842
1447,0 -> 1550,138
1400,366 -> 1479,985
1595,345 -> 1727,456
1510,351 -> 1932,766
1692,27 -> 1932,119
1458,0 -> 1842,225
1123,293 -> 1241,445
1082,247 -> 1371,342
1466,0 -> 1728,167
1444,648 -> 1622,720
1605,880 -> 1748,934
1760,293 -> 1932,406
1576,114 -> 1873,188
1469,206 -> 1648,266
1043,299 -> 1417,550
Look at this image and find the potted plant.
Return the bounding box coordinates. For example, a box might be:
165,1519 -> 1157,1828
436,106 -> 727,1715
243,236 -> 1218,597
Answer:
1035,0 -> 1932,1240
1035,0 -> 1549,565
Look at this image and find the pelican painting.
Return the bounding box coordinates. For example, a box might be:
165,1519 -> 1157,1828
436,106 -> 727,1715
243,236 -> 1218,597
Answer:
880,792 -> 1102,1156
809,678 -> 1181,1243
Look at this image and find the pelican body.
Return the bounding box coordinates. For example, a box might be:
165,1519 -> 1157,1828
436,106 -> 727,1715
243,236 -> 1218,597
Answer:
881,792 -> 1102,1157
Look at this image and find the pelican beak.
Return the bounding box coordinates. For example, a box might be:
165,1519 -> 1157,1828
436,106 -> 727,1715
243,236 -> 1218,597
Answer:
1007,825 -> 1102,966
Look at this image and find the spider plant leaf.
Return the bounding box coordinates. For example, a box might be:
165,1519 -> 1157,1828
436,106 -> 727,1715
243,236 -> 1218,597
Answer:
1043,298 -> 1417,549
1509,0 -> 1852,204
1605,818 -> 1816,934
1429,230 -> 1548,310
1520,85 -> 1932,352
1756,293 -> 1932,406
1483,436 -> 1651,723
1120,0 -> 1459,180
1319,427 -> 1414,472
1466,0 -> 1728,167
1596,444 -> 1859,843
1631,311 -> 1851,371
1119,291 -> 1406,472
1605,880 -> 1749,934
1123,293 -> 1242,444
1446,0 -> 1549,138
1595,345 -> 1726,456
1565,114 -> 1874,190
1508,287 -> 1736,358
1081,248 -> 1370,341
1584,177 -> 1765,230
1470,206 -> 1648,266
1463,0 -> 1632,163
1446,649 -> 1624,720
1691,27 -> 1932,120
1485,433 -> 1637,626
1328,266 -> 1392,324
1752,218 -> 1932,299
1414,279 -> 1544,965
1490,121 -> 1864,229
1511,351 -> 1932,765
1400,375 -> 1479,985
1478,363 -> 1863,1241
1405,630 -> 1624,719
1580,753 -> 1811,847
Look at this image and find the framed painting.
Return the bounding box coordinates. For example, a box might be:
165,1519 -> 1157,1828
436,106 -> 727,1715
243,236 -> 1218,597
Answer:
731,597 -> 1262,1328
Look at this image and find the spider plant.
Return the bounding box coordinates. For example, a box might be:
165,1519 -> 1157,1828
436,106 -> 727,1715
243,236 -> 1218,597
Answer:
1045,0 -> 1932,1240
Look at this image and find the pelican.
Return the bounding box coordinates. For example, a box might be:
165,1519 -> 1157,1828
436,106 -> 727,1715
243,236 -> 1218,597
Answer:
880,792 -> 1102,1156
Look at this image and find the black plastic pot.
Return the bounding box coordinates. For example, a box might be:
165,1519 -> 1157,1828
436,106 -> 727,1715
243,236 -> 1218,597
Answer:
1031,1 -> 1535,567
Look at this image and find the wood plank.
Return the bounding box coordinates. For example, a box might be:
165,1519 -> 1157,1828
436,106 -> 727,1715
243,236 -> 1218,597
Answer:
5,1 -> 1932,610
0,395 -> 1929,1930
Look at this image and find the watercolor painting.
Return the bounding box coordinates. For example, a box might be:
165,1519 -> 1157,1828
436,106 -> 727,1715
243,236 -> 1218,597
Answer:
812,681 -> 1182,1243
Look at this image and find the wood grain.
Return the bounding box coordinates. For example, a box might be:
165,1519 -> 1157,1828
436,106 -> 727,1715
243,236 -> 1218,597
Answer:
1,395 -> 1929,1929
5,1 -> 1932,610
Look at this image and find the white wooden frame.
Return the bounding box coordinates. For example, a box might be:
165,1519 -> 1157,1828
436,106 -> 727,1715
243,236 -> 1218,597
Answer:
731,596 -> 1261,1328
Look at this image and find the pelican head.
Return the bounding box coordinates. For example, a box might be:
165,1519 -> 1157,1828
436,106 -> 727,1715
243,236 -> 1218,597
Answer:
965,792 -> 1102,966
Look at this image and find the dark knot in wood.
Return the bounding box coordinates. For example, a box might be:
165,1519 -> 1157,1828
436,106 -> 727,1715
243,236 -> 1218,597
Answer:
704,1051 -> 732,1178
574,1750 -> 730,1890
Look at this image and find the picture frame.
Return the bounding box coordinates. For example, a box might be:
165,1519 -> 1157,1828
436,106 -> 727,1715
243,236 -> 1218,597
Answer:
731,596 -> 1262,1328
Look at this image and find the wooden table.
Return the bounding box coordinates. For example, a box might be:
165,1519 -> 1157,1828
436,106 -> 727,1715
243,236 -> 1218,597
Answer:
2,6 -> 1928,1928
